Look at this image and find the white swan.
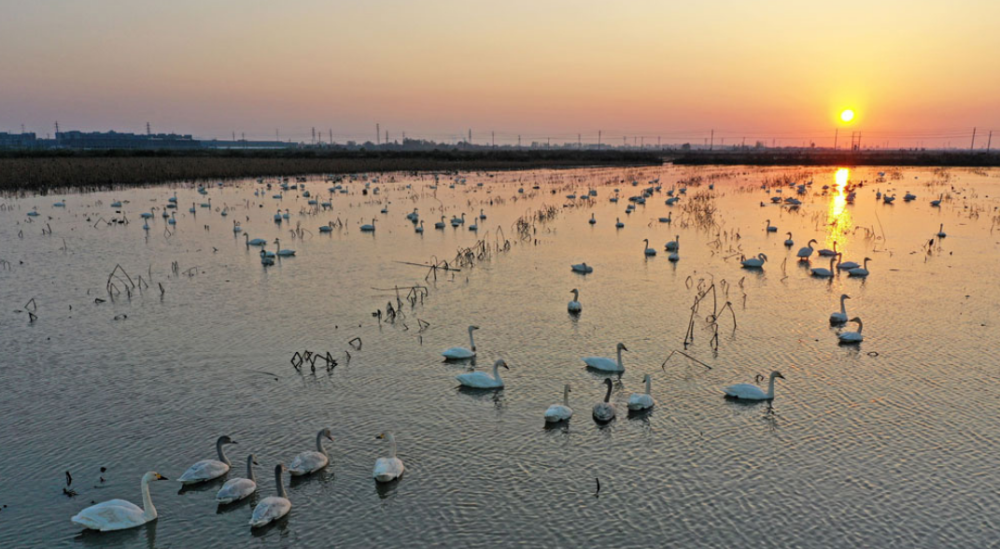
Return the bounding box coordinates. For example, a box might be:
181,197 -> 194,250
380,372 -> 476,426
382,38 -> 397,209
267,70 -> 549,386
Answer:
273,238 -> 296,257
836,253 -> 859,270
627,374 -> 655,411
582,342 -> 627,373
784,232 -> 794,247
818,241 -> 838,257
373,432 -> 405,483
937,223 -> 946,238
571,262 -> 593,273
178,436 -> 236,485
811,257 -> 836,278
665,235 -> 680,252
442,325 -> 479,360
741,253 -> 767,268
724,371 -> 785,401
456,359 -> 508,389
544,384 -> 574,423
249,465 -> 291,528
289,428 -> 334,476
216,455 -> 258,504
592,379 -> 616,422
848,257 -> 871,277
245,234 -> 267,247
766,219 -> 777,232
360,218 -> 376,232
643,238 -> 657,256
838,317 -> 864,343
830,294 -> 850,324
568,289 -> 582,313
71,472 -> 169,531
797,239 -> 817,260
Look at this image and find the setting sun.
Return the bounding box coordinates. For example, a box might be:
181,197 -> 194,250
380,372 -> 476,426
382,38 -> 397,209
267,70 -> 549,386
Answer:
840,109 -> 856,123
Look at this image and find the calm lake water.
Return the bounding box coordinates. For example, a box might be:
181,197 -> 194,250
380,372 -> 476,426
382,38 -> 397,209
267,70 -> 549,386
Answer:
2,165 -> 999,548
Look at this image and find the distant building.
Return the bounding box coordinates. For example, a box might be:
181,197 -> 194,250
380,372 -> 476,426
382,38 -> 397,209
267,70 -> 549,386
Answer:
0,132 -> 39,149
55,130 -> 201,150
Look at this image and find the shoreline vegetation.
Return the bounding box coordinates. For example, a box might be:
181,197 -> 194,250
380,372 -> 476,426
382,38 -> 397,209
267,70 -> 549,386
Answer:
4,148 -> 1000,193
0,149 -> 663,193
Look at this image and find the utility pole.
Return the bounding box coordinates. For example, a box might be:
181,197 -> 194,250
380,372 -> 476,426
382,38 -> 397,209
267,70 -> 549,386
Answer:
468,129 -> 472,144
491,131 -> 495,148
857,132 -> 862,150
329,129 -> 333,145
987,131 -> 993,153
20,124 -> 25,134
311,127 -> 316,144
971,127 -> 977,151
578,133 -> 582,149
376,123 -> 380,145
741,136 -> 746,149
55,121 -> 60,136
518,135 -> 521,148
598,130 -> 602,150
276,129 -> 279,141
658,136 -> 661,150
833,128 -> 838,149
146,122 -> 151,136
232,131 -> 236,142
547,137 -> 550,148
709,129 -> 714,151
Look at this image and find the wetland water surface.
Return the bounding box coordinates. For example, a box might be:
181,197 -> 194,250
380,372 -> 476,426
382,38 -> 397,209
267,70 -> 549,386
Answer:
2,165 -> 1000,547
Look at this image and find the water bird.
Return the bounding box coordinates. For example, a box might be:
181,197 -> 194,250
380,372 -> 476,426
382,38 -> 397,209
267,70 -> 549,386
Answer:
289,428 -> 335,476
273,239 -> 296,257
848,258 -> 871,277
456,359 -> 508,389
931,194 -> 943,207
140,209 -> 154,219
571,263 -> 593,273
442,325 -> 479,360
668,252 -> 679,262
628,374 -> 655,411
665,235 -> 680,252
643,239 -> 657,256
435,216 -> 446,229
615,218 -> 624,228
830,294 -> 850,324
216,455 -> 259,504
784,232 -> 794,247
360,218 -> 376,232
836,253 -> 859,270
178,436 -> 237,485
373,432 -> 405,483
797,239 -> 817,261
659,213 -> 672,223
741,253 -> 767,268
544,384 -> 574,423
592,379 -> 616,422
589,213 -> 597,225
766,219 -> 777,232
249,465 -> 291,528
937,224 -> 947,238
582,342 -> 627,373
817,241 -> 838,257
71,472 -> 169,531
724,371 -> 784,401
479,209 -> 487,220
811,257 -> 836,278
838,317 -> 864,343
415,220 -> 424,233
568,289 -> 582,313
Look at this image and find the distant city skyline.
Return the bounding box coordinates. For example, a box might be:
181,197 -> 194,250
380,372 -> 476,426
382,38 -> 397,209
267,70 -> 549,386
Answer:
3,0 -> 999,148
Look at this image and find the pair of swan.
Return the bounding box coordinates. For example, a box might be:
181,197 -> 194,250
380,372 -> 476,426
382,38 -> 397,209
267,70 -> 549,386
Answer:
568,289 -> 582,313
583,342 -> 627,373
724,371 -> 784,400
456,359 -> 509,389
442,325 -> 478,359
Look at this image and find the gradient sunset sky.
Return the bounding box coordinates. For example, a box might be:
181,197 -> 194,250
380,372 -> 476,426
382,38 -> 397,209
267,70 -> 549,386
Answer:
2,0 -> 998,146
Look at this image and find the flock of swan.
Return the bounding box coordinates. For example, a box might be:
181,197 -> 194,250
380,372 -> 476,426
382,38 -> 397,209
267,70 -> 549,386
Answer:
71,428 -> 402,531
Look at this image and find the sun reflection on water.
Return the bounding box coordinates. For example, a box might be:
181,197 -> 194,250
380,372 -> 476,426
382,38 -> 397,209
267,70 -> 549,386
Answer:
826,168 -> 853,247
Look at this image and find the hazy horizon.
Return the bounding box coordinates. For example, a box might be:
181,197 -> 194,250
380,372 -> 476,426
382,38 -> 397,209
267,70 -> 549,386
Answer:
3,0 -> 999,147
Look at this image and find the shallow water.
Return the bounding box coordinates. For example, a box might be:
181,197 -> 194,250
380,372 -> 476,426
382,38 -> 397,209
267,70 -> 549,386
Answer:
2,165 -> 1000,548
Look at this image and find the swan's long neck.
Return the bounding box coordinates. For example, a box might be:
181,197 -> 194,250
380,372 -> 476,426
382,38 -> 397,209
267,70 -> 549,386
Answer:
492,362 -> 503,383
840,296 -> 847,315
141,477 -> 157,522
316,431 -> 328,456
856,319 -> 864,334
863,258 -> 869,269
563,385 -> 570,406
645,376 -> 652,395
275,468 -> 287,499
767,376 -> 777,399
387,433 -> 397,459
571,290 -> 579,301
604,382 -> 613,403
246,456 -> 255,482
616,347 -> 624,369
216,439 -> 231,467
468,329 -> 476,351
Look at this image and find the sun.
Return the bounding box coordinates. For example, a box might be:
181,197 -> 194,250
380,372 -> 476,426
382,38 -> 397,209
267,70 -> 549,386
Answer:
840,109 -> 855,123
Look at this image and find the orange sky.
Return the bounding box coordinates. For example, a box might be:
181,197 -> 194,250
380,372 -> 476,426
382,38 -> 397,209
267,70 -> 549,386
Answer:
2,0 -> 999,146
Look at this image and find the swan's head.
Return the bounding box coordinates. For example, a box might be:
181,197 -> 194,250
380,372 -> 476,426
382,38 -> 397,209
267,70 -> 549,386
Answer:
218,435 -> 237,446
849,316 -> 862,324
603,378 -> 614,388
564,383 -> 572,393
275,464 -> 288,475
469,325 -> 479,332
320,428 -> 335,442
249,454 -> 259,465
142,472 -> 169,483
376,432 -> 392,440
770,371 -> 785,381
809,239 -> 817,245
643,374 -> 652,383
495,359 -> 509,370
617,343 -> 629,352
841,294 -> 850,300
